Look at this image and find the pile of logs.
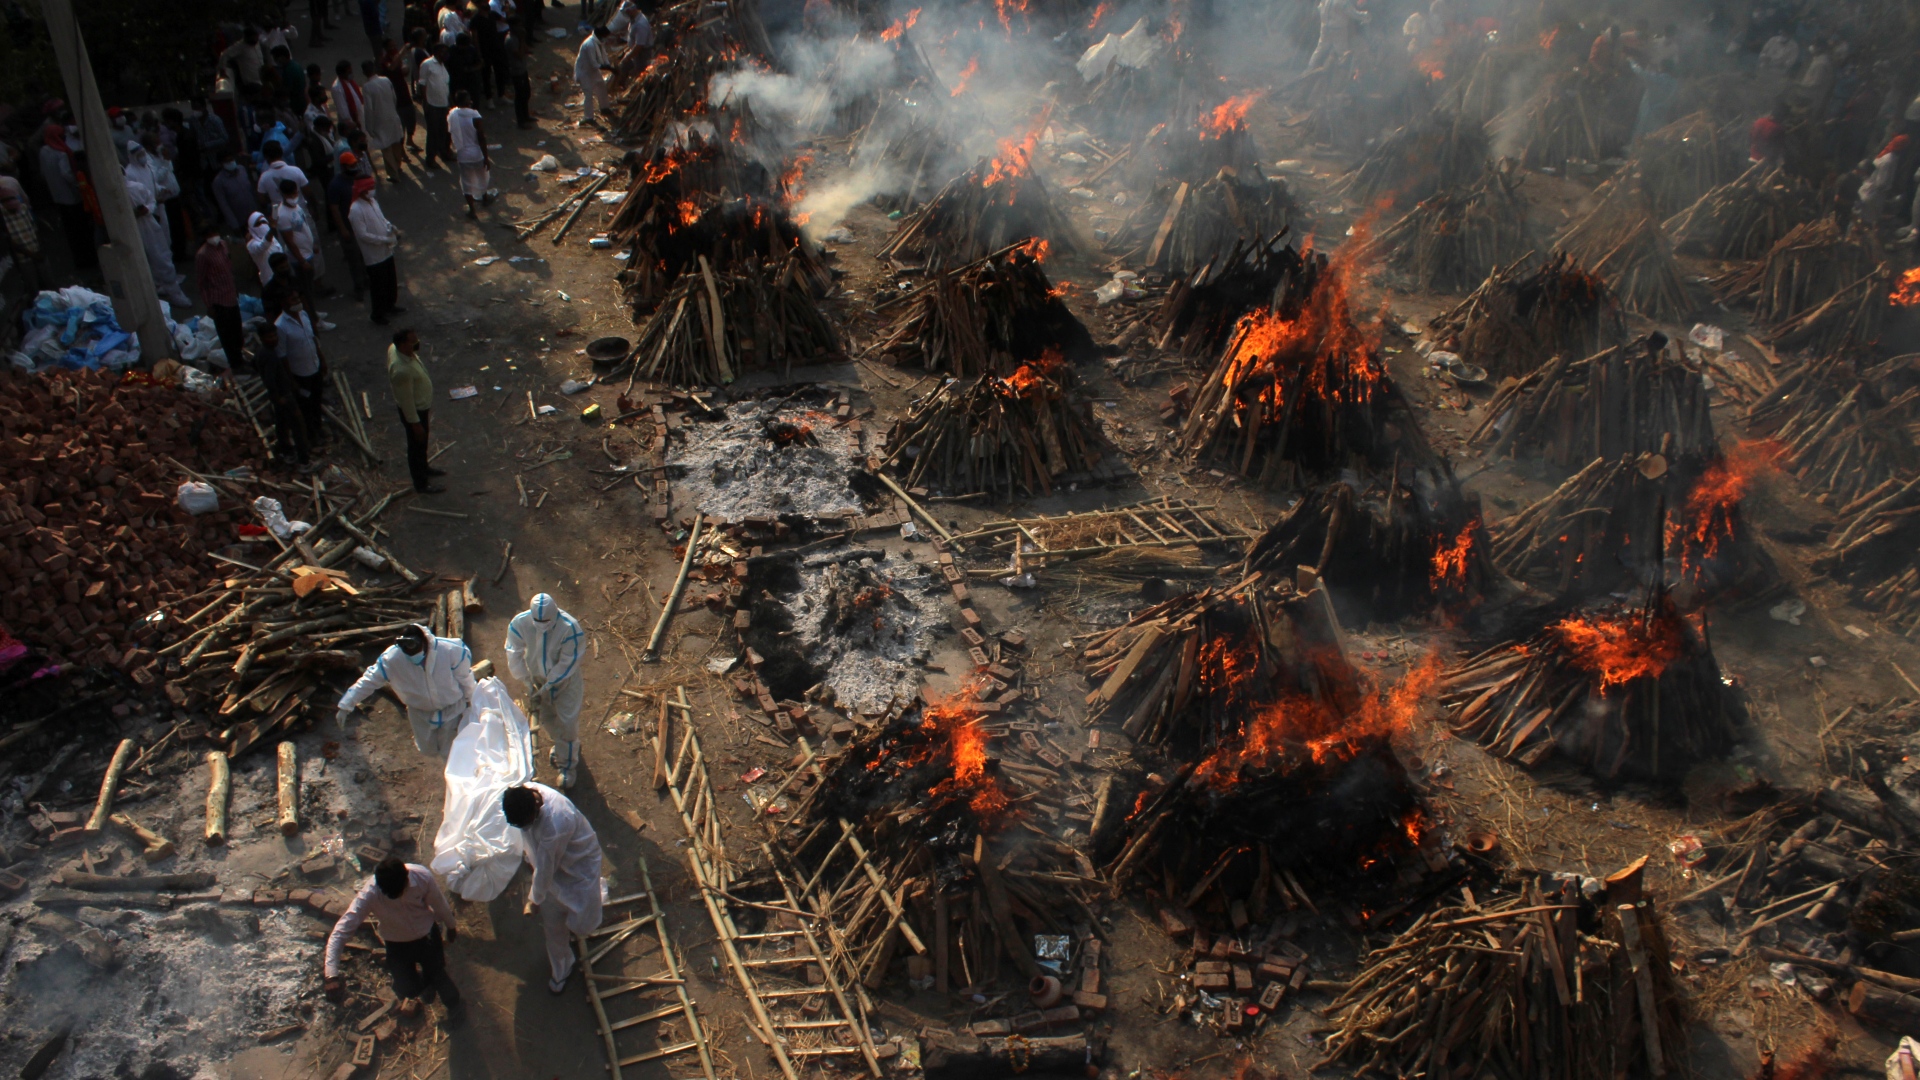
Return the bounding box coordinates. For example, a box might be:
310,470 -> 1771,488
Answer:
1144,234 -> 1302,360
1367,161 -> 1535,294
1813,475 -> 1920,632
1340,109 -> 1488,211
1634,111 -> 1744,218
852,97 -> 957,213
881,358 -> 1106,498
1241,478 -> 1495,621
1744,352 -> 1920,509
618,249 -> 844,386
1427,254 -> 1626,381
879,138 -> 1086,266
0,369 -> 267,671
1441,591 -> 1742,780
1713,219 -> 1888,352
1664,163 -> 1818,261
151,478 -> 445,758
614,183 -> 832,314
1486,68 -> 1636,170
870,241 -> 1096,376
1468,334 -> 1719,467
606,0 -> 774,145
1113,169 -> 1295,275
1318,879 -> 1686,1080
1552,174 -> 1691,322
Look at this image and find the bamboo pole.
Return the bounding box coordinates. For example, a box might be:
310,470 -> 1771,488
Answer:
642,515 -> 703,663
84,738 -> 138,833
276,741 -> 300,836
206,751 -> 231,844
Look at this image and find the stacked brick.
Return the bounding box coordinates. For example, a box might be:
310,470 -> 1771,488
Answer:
0,369 -> 265,673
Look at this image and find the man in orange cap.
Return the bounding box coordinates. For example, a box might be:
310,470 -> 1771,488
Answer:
326,150 -> 370,303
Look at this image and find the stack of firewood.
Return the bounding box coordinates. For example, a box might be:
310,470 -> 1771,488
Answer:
1442,590 -> 1743,780
1318,880 -> 1686,1080
1113,169 -> 1296,275
1367,160 -> 1535,294
1486,68 -> 1636,170
1144,234 -> 1302,360
1745,353 -> 1920,509
1713,219 -> 1887,352
615,187 -> 831,313
620,248 -> 844,386
1241,479 -> 1495,621
1814,476 -> 1920,631
879,136 -> 1087,266
1664,163 -> 1818,260
1634,111 -> 1744,218
870,241 -> 1096,376
607,0 -> 775,144
1553,173 -> 1691,322
1341,109 -> 1488,210
1427,254 -> 1627,381
1468,335 -> 1718,466
882,357 -> 1105,498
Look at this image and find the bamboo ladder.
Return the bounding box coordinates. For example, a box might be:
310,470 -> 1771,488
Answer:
945,496 -> 1256,561
575,854 -> 717,1080
658,697 -> 883,1080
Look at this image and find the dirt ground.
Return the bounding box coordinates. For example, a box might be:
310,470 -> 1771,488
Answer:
8,16 -> 1920,1080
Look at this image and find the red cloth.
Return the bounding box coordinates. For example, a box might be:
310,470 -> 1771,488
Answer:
352,177 -> 377,200
195,241 -> 239,307
1749,115 -> 1785,162
1879,134 -> 1911,159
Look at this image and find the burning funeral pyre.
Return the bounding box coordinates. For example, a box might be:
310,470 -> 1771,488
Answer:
1551,172 -> 1690,323
879,116 -> 1086,266
1488,444 -> 1781,603
1082,581 -> 1447,915
1340,109 -> 1489,212
1318,878 -> 1687,1080
607,0 -> 776,145
1664,162 -> 1818,261
1144,235 -> 1302,361
1441,590 -> 1743,781
1112,169 -> 1295,276
1240,478 -> 1496,624
1134,91 -> 1269,188
1712,219 -> 1890,354
1366,161 -> 1535,295
1468,334 -> 1717,467
1179,241 -> 1434,488
1426,254 -> 1626,381
881,350 -> 1106,498
870,240 -> 1096,377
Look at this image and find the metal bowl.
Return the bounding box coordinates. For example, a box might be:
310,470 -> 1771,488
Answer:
586,336 -> 631,371
1449,364 -> 1489,386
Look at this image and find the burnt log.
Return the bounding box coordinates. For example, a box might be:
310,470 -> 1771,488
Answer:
1849,981 -> 1920,1032
921,1030 -> 1094,1080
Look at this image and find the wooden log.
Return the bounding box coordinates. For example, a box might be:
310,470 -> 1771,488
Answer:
921,1030 -> 1092,1080
1849,981 -> 1920,1032
642,514 -> 702,663
84,738 -> 137,833
54,871 -> 217,892
206,751 -> 231,845
1618,904 -> 1666,1077
276,742 -> 300,836
109,812 -> 175,862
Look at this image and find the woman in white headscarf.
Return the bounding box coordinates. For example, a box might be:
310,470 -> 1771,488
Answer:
247,211 -> 284,286
125,162 -> 191,308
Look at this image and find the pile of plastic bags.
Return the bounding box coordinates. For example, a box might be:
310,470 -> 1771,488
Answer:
10,286 -> 139,372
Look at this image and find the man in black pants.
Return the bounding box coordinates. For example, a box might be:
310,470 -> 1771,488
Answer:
324,857 -> 462,1018
254,323 -> 313,469
388,328 -> 444,493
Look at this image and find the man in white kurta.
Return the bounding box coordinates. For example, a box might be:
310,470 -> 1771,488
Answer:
337,624 -> 477,757
502,783 -> 603,992
504,592 -> 586,787
573,27 -> 611,125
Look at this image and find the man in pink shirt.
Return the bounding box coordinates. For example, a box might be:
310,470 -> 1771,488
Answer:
323,857 -> 463,1016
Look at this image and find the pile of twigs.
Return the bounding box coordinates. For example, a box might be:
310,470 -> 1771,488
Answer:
1745,353 -> 1920,508
1712,220 -> 1886,351
1241,477 -> 1495,621
1634,111 -> 1744,218
1145,234 -> 1301,359
1664,163 -> 1818,261
1367,161 -> 1534,294
1318,883 -> 1686,1080
1468,334 -> 1718,465
870,240 -> 1095,376
1340,109 -> 1488,210
1427,254 -> 1626,382
1442,591 -> 1743,780
1486,68 -> 1636,170
1815,477 -> 1920,632
1553,174 -> 1690,322
882,358 -> 1105,498
879,141 -> 1085,266
620,249 -> 844,386
1115,169 -> 1295,274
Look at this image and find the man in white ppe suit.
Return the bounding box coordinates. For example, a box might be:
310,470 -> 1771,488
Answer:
505,592 -> 587,788
336,624 -> 477,758
501,783 -> 603,993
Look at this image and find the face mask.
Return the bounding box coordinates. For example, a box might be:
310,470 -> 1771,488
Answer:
225,161 -> 241,172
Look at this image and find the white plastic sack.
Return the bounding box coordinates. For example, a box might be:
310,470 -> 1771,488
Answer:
531,154 -> 561,171
431,677 -> 536,901
251,496 -> 311,539
176,481 -> 219,514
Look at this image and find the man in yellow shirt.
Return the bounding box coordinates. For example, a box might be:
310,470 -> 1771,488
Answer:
388,328 -> 443,493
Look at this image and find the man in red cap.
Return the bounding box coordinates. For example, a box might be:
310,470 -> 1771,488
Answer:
326,150 -> 369,304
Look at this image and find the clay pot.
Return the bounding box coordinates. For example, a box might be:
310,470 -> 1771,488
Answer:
1028,975 -> 1063,1008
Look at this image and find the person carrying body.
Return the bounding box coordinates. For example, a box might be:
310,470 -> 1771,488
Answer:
337,624 -> 476,757
505,593 -> 585,788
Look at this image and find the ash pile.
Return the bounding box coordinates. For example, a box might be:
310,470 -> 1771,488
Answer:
668,394 -> 873,523
745,551 -> 948,717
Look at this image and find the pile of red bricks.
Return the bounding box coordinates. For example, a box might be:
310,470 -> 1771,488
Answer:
0,368 -> 266,674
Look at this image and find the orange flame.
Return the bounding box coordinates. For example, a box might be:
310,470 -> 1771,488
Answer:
675,200 -> 701,227
983,112 -> 1048,189
1549,614 -> 1683,691
1012,236 -> 1049,262
1086,0 -> 1110,29
1219,233 -> 1385,416
1415,48 -> 1446,81
998,347 -> 1064,399
1193,651 -> 1444,789
1538,27 -> 1559,51
1668,439 -> 1783,575
780,152 -> 813,226
1893,267 -> 1920,307
922,689 -> 1010,820
1430,519 -> 1477,591
951,55 -> 979,96
993,0 -> 1027,34
880,7 -> 920,42
1201,93 -> 1260,138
